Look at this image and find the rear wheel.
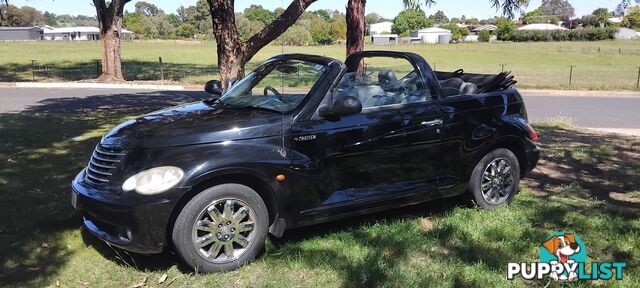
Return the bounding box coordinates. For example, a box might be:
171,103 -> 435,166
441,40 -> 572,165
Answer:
469,148 -> 520,209
172,184 -> 269,272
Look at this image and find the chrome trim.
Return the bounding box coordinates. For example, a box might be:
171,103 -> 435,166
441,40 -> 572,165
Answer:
88,165 -> 112,176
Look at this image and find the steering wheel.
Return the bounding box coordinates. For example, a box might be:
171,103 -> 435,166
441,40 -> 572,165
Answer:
263,86 -> 284,102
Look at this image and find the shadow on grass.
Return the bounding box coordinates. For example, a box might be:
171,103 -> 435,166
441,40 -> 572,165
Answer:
2,98 -> 639,287
526,124 -> 640,210
0,91 -> 209,286
0,60 -> 219,82
23,90 -> 210,115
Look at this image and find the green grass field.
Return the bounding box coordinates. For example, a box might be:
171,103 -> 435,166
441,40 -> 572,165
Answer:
1,102 -> 639,286
1,40 -> 640,90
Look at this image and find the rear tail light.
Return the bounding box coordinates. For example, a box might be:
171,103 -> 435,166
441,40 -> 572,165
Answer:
523,121 -> 538,142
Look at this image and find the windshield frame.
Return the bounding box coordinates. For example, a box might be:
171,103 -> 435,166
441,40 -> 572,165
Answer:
217,58 -> 331,115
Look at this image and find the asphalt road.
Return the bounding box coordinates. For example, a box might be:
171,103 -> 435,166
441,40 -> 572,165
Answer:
0,87 -> 639,134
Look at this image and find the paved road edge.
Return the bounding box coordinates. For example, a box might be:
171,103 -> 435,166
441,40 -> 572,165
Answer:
14,82 -> 185,91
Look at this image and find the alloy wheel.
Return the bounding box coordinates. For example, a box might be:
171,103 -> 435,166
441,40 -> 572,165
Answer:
480,158 -> 515,205
191,198 -> 257,263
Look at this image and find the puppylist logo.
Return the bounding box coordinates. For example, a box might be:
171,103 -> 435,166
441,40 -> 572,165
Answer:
507,232 -> 627,282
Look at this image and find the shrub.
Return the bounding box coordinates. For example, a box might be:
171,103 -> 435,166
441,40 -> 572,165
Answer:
510,27 -> 617,42
495,19 -> 517,41
478,29 -> 491,42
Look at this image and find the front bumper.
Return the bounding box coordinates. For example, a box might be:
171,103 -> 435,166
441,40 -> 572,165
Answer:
71,170 -> 187,254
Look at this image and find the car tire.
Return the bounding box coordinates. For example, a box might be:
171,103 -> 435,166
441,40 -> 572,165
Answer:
172,183 -> 269,273
469,148 -> 520,210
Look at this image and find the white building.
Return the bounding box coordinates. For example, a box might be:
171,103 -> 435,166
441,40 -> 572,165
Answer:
371,34 -> 398,45
411,27 -> 452,44
368,21 -> 393,35
43,26 -> 134,41
518,24 -> 568,31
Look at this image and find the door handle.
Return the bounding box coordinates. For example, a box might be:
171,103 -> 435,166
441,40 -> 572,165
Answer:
421,119 -> 443,126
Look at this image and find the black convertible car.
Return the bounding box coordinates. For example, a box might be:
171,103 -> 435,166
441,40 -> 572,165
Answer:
71,51 -> 539,272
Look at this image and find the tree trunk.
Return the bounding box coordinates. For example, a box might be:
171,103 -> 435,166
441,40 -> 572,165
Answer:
98,25 -> 124,82
94,0 -> 130,82
207,0 -> 317,90
346,0 -> 366,74
346,0 -> 366,56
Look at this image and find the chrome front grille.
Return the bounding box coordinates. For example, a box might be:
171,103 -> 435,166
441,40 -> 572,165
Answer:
85,145 -> 125,186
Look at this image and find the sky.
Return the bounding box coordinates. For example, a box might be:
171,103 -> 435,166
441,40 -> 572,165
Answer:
8,0 -> 627,19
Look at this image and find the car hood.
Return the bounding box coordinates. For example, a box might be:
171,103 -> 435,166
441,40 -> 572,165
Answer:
101,102 -> 283,149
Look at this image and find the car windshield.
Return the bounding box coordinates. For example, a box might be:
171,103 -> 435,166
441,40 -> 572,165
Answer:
218,59 -> 328,113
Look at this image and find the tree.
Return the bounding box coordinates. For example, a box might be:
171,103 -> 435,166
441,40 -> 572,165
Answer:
346,0 -> 366,71
538,0 -> 575,18
429,10 -> 449,23
312,9 -> 331,22
495,18 -> 517,41
205,0 -> 317,88
177,23 -> 197,38
135,1 -> 160,17
365,12 -> 385,24
479,29 -> 491,42
142,14 -> 175,38
244,5 -> 276,26
123,11 -> 144,36
94,0 -> 131,82
442,23 -> 466,41
626,6 -> 640,28
522,9 -> 559,24
592,8 -> 610,27
330,12 -> 347,41
392,8 -> 432,36
43,11 -> 56,26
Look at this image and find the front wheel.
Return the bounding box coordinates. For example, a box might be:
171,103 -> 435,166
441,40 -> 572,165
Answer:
469,148 -> 520,209
172,184 -> 269,273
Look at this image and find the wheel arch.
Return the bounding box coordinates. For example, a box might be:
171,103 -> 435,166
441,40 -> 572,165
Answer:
485,136 -> 528,177
166,170 -> 280,247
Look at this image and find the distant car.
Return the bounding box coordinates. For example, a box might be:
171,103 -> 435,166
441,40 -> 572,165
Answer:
71,51 -> 539,272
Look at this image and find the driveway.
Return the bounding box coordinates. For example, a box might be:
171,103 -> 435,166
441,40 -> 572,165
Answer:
0,87 -> 639,135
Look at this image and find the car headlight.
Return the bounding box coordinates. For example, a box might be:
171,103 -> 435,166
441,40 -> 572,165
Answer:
121,166 -> 184,195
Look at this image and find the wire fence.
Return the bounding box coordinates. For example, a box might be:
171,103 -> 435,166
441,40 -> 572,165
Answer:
2,51 -> 640,89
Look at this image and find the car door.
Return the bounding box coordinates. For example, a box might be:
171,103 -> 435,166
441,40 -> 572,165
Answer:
290,53 -> 446,221
290,105 -> 406,221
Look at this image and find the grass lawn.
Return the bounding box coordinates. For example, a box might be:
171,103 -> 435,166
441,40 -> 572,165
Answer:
1,40 -> 640,90
1,95 -> 639,287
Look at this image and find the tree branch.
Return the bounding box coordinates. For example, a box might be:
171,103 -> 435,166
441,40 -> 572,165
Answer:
244,0 -> 317,59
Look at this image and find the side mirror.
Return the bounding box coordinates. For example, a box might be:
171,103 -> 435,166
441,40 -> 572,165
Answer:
204,80 -> 223,96
318,96 -> 362,120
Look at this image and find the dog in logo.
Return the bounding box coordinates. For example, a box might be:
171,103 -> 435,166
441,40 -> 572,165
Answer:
542,233 -> 581,281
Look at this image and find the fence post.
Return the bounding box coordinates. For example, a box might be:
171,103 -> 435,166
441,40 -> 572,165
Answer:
499,64 -> 507,73
568,65 -> 575,86
636,66 -> 640,89
159,56 -> 164,84
95,59 -> 101,77
31,60 -> 36,81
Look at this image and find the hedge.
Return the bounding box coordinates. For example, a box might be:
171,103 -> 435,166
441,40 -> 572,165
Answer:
509,27 -> 617,42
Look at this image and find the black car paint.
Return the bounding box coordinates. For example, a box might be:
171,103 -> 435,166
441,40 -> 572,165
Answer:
72,51 -> 540,254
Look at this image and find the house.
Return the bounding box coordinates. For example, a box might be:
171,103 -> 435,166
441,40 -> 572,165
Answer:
0,27 -> 43,40
371,34 -> 398,45
472,24 -> 497,33
608,17 -> 624,24
518,23 -> 568,31
411,27 -> 452,44
368,21 -> 393,35
43,26 -> 134,41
